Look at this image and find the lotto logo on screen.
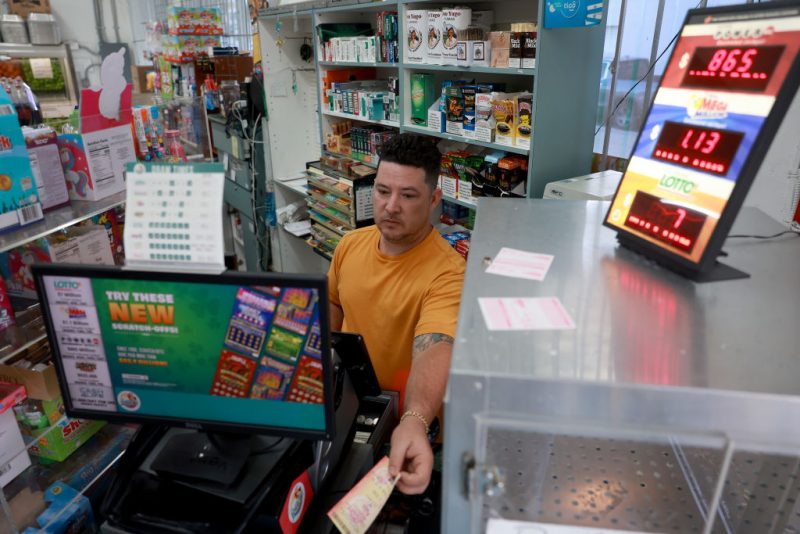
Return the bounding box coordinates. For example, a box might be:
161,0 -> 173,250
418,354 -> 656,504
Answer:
54,280 -> 81,290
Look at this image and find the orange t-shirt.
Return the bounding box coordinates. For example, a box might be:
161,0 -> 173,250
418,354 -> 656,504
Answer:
328,226 -> 465,405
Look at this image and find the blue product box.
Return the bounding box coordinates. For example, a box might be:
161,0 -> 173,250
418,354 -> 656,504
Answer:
0,87 -> 44,233
22,481 -> 94,534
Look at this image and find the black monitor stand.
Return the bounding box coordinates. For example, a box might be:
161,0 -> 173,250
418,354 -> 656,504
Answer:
101,361 -> 360,534
617,235 -> 750,283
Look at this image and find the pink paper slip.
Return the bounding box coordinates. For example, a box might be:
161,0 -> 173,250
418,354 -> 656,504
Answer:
478,297 -> 576,331
485,247 -> 554,281
327,456 -> 400,534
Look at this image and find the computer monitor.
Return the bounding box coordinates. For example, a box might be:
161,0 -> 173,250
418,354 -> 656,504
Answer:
604,1 -> 800,279
33,265 -> 334,441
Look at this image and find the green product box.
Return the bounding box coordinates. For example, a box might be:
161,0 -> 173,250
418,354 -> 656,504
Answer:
410,73 -> 436,126
14,396 -> 65,436
28,417 -> 106,462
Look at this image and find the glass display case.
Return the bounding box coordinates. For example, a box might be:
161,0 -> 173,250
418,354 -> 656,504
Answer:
0,43 -> 78,120
444,199 -> 800,534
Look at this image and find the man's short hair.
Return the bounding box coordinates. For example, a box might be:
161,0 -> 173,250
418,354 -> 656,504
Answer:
378,134 -> 441,191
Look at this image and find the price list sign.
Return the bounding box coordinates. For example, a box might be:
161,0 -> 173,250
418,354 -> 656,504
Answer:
124,163 -> 225,272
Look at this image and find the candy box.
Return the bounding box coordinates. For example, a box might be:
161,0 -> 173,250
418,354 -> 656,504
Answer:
23,126 -> 70,211
28,417 -> 106,462
0,86 -> 44,234
167,6 -> 223,36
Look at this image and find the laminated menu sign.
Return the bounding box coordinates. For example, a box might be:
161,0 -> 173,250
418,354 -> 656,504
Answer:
124,162 -> 225,273
355,185 -> 374,222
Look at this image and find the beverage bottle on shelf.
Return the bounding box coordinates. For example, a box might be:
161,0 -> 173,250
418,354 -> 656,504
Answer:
164,129 -> 187,163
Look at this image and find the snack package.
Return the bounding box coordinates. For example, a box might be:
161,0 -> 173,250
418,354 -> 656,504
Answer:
493,93 -> 517,146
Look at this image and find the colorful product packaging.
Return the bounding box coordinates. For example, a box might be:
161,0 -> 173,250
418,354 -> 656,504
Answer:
493,93 -> 517,146
426,10 -> 443,64
475,92 -> 495,142
21,481 -> 95,533
162,35 -> 222,63
441,8 -> 472,66
57,80 -> 136,202
28,417 -> 105,462
0,276 -> 16,333
167,6 -> 223,36
13,395 -> 64,436
516,92 -> 533,148
410,73 -> 436,126
0,86 -> 44,234
445,86 -> 465,136
509,32 -> 523,68
406,10 -> 427,63
23,126 -> 70,211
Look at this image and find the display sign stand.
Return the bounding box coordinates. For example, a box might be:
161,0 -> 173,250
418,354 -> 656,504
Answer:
617,236 -> 750,283
123,162 -> 227,275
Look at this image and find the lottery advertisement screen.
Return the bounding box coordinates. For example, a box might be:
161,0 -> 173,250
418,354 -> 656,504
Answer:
605,4 -> 800,268
35,267 -> 332,438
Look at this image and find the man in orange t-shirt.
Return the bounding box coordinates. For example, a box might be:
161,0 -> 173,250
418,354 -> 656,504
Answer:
328,134 -> 465,495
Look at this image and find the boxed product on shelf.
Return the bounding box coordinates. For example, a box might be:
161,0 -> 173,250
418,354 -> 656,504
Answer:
0,333 -> 60,401
462,86 -> 478,135
493,93 -> 517,146
498,155 -> 528,196
475,92 -> 495,142
441,8 -> 472,66
481,150 -> 505,197
522,25 -> 538,68
516,92 -> 533,148
489,31 -> 511,67
0,86 -> 45,234
0,382 -> 29,488
426,10 -> 443,64
406,10 -> 427,63
167,6 -> 223,36
445,86 -> 465,136
376,11 -> 398,64
22,126 -> 70,211
468,40 -> 490,66
21,481 -> 95,533
28,417 -> 106,462
410,73 -> 436,126
57,79 -> 135,201
161,35 -> 222,63
509,32 -> 523,68
456,27 -> 486,67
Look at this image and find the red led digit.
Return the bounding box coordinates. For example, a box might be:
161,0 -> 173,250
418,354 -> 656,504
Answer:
708,48 -> 727,71
739,48 -> 756,73
721,48 -> 741,72
701,131 -> 721,154
674,208 -> 686,229
692,131 -> 707,151
681,129 -> 694,149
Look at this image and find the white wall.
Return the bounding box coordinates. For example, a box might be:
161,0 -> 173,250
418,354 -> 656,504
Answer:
49,0 -> 136,87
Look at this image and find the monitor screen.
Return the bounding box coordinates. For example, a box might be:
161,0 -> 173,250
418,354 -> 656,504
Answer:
33,266 -> 333,440
605,3 -> 800,270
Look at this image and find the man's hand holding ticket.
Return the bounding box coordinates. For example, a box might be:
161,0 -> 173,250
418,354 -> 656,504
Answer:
327,456 -> 400,534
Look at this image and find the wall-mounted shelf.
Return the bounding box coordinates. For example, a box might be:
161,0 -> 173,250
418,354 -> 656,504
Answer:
402,124 -> 529,155
319,61 -> 399,68
401,63 -> 535,76
322,110 -> 400,128
317,0 -> 398,14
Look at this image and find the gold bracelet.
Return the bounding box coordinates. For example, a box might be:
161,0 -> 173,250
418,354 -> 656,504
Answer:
400,410 -> 429,434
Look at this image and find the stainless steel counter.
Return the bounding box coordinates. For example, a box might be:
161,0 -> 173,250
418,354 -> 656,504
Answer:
443,199 -> 800,533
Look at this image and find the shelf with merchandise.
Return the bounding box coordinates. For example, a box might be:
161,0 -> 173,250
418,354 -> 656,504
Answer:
319,61 -> 399,68
2,424 -> 136,532
402,124 -> 529,155
0,192 -> 127,255
441,193 -> 477,210
322,110 -> 400,128
401,62 -> 535,76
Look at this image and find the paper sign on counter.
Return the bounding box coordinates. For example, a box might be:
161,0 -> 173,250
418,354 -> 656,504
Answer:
486,247 -> 554,281
327,456 -> 399,534
479,297 -> 575,331
487,518 -> 652,533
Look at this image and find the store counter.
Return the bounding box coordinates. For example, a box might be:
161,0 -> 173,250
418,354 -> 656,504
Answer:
444,199 -> 800,533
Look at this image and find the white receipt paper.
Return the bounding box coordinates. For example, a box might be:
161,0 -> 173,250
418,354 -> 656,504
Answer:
486,247 -> 554,281
487,518 -> 651,533
478,297 -> 575,331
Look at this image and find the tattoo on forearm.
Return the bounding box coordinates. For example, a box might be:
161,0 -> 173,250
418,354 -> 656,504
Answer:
413,333 -> 454,356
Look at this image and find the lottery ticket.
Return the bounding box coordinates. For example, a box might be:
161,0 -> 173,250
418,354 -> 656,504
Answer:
273,288 -> 317,336
249,356 -> 295,400
209,350 -> 257,397
265,327 -> 305,362
327,456 -> 400,534
286,355 -> 323,404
